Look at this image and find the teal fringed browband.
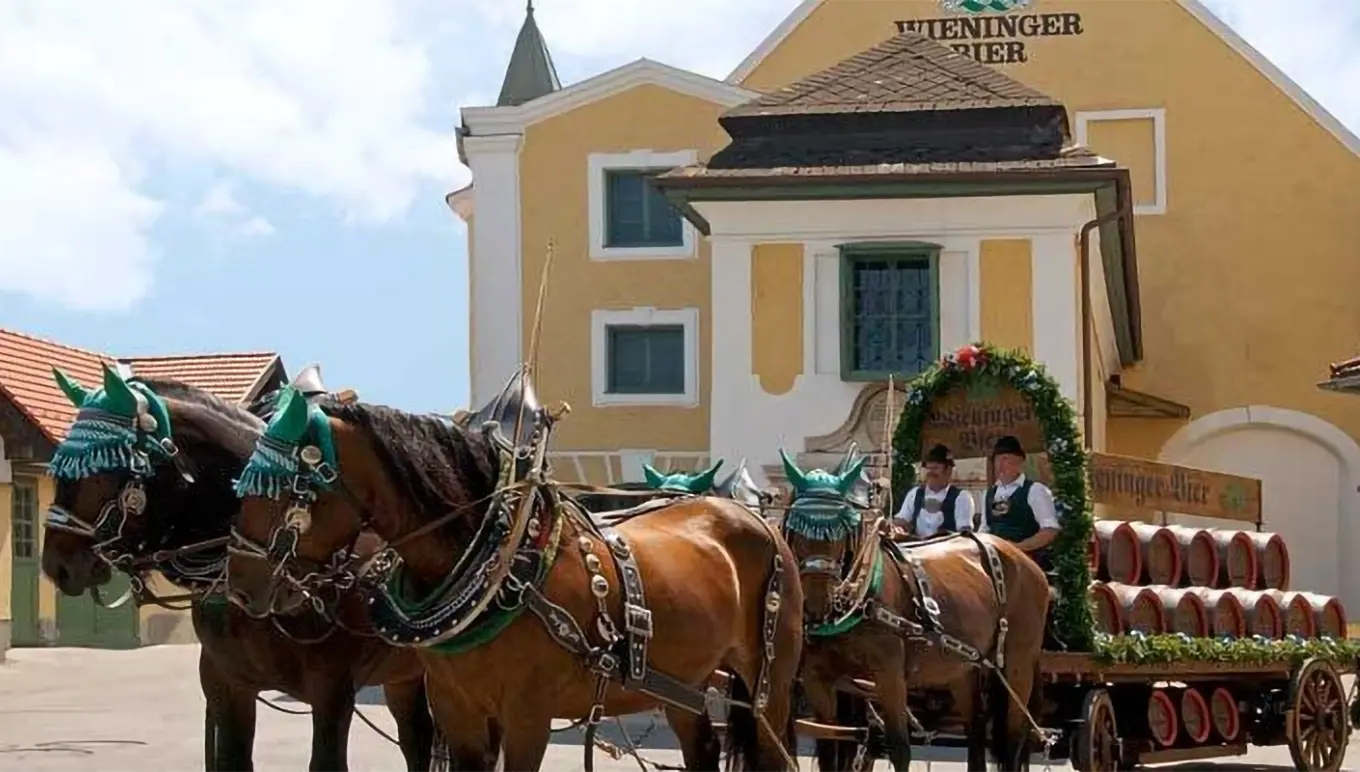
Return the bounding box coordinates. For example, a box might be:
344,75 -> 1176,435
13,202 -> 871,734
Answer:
233,434 -> 306,499
49,410 -> 148,481
784,491 -> 863,542
233,386 -> 339,499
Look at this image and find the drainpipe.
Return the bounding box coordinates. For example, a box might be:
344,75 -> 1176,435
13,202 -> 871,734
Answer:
1078,203 -> 1131,450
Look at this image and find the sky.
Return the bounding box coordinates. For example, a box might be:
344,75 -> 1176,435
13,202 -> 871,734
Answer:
1,0 -> 1356,414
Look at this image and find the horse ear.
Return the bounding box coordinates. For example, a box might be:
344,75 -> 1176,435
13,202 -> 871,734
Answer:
780,449 -> 807,491
838,455 -> 869,495
642,464 -> 666,489
52,368 -> 92,408
101,363 -> 138,414
269,386 -> 311,443
688,459 -> 724,493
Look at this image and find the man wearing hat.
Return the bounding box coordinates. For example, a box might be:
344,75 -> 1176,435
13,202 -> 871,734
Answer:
979,435 -> 1061,569
893,443 -> 976,539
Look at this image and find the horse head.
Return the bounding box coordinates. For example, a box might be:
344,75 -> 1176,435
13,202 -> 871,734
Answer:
778,447 -> 871,620
229,375 -> 507,620
41,365 -> 264,599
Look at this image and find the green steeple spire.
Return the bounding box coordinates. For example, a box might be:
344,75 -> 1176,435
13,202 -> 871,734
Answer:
496,1 -> 561,107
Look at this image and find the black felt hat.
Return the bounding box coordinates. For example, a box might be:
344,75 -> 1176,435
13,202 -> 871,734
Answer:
923,444 -> 954,467
992,435 -> 1026,458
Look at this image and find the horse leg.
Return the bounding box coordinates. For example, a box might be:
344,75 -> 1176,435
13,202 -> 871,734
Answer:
874,668 -> 914,772
427,685 -> 498,771
383,678 -> 435,771
307,678 -> 356,772
496,709 -> 553,772
800,677 -> 845,772
199,652 -> 257,772
999,661 -> 1039,772
664,707 -> 721,771
959,676 -> 987,771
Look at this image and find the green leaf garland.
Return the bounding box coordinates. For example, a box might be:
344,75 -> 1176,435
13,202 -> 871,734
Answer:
1093,632 -> 1360,667
892,343 -> 1095,651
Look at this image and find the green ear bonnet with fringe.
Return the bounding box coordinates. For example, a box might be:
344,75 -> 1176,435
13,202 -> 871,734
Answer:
780,449 -> 868,541
233,386 -> 339,499
641,460 -> 724,494
48,365 -> 177,481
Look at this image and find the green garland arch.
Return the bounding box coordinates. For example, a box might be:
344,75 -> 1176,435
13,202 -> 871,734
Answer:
892,342 -> 1095,651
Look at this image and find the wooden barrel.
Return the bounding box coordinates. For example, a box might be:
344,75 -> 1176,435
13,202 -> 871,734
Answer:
1095,520 -> 1141,584
1180,687 -> 1213,744
1148,688 -> 1179,747
1128,522 -> 1183,586
1208,529 -> 1258,588
1106,582 -> 1166,634
1148,585 -> 1210,637
1296,592 -> 1347,639
1186,587 -> 1248,638
1223,588 -> 1283,638
1262,590 -> 1314,638
1247,532 -> 1290,591
1209,687 -> 1241,742
1164,525 -> 1220,587
1088,581 -> 1124,635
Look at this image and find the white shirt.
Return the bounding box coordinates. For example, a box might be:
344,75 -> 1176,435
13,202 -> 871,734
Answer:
978,474 -> 1061,534
894,484 -> 976,538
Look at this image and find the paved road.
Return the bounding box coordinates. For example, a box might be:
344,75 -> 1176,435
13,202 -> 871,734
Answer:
0,646 -> 1349,770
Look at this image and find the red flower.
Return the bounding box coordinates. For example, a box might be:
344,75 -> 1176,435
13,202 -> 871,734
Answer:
954,344 -> 985,370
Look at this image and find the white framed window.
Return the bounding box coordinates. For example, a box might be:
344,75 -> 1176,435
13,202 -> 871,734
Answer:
1073,108 -> 1168,216
591,307 -> 699,407
588,149 -> 698,261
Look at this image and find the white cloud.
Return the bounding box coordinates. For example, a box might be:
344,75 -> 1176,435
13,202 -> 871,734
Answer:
194,180 -> 276,239
0,0 -> 456,311
238,216 -> 277,238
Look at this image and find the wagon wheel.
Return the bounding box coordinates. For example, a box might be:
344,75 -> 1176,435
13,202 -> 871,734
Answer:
1288,658 -> 1350,771
1072,689 -> 1123,772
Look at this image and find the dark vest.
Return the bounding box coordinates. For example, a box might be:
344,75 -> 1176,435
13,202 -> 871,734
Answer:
910,486 -> 962,535
985,479 -> 1040,543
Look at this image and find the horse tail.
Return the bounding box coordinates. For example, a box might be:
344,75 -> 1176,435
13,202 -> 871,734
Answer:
722,674 -> 759,772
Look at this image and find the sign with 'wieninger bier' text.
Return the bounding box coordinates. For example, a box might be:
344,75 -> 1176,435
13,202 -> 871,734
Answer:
894,5 -> 1084,66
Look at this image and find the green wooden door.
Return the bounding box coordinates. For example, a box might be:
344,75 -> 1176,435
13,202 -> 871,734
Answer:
56,572 -> 138,649
9,479 -> 40,646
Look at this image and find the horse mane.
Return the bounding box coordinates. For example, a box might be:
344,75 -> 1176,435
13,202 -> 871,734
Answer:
320,401 -> 499,538
136,377 -> 267,438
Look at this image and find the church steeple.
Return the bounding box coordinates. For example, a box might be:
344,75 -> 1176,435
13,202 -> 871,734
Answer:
496,1 -> 561,107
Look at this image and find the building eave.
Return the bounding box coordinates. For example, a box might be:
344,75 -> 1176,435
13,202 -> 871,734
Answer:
446,183 -> 474,222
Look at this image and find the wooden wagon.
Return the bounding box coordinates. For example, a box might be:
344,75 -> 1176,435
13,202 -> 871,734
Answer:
762,344 -> 1359,771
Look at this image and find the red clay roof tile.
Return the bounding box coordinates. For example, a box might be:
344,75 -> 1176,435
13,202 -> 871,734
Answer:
0,327 -> 280,443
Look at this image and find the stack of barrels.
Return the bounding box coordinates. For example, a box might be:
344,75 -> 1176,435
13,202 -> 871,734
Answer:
1086,520 -> 1348,640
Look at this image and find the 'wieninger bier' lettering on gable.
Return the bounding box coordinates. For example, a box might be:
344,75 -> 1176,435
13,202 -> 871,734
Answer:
893,13 -> 1084,65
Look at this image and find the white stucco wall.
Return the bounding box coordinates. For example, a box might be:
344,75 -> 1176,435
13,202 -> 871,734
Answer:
695,193 -> 1114,484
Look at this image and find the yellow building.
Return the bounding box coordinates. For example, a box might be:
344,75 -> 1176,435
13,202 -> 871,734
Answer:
449,0 -> 1360,611
0,328 -> 285,655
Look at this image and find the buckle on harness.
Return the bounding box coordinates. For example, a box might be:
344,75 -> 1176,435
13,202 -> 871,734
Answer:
922,597 -> 941,617
625,604 -> 653,639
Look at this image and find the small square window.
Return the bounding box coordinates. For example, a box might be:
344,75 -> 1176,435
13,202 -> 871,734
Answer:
840,246 -> 940,381
603,169 -> 684,249
606,325 -> 686,395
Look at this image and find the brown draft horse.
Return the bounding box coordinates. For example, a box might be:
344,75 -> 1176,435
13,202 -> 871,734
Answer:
776,450 -> 1049,772
39,366 -> 433,771
226,373 -> 804,771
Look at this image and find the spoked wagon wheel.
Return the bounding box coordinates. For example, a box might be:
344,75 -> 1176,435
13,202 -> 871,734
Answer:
1072,689 -> 1123,772
1288,658 -> 1350,771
